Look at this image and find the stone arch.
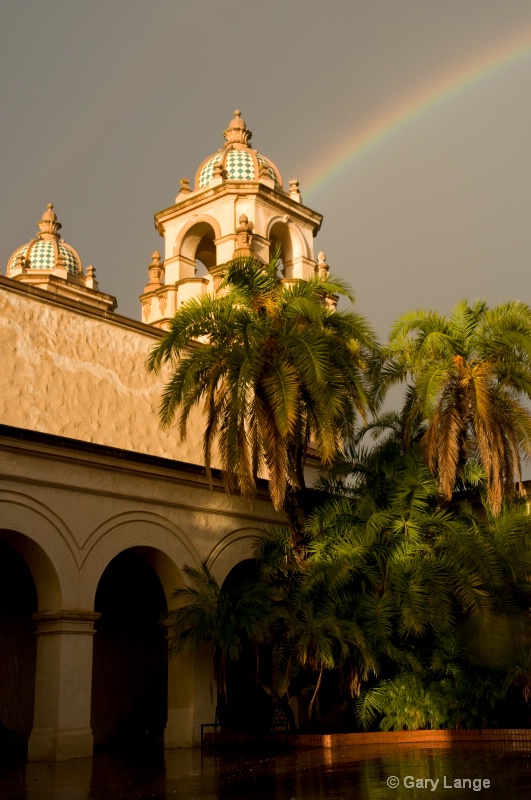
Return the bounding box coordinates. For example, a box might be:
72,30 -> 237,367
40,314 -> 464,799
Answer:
85,513 -> 201,748
268,219 -> 309,280
81,511 -> 198,608
0,491 -> 70,609
221,557 -> 274,731
0,537 -> 39,745
206,526 -> 266,585
268,219 -> 293,277
90,545 -> 171,748
173,217 -> 222,273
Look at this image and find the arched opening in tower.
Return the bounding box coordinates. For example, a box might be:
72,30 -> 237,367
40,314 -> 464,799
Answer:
269,223 -> 293,279
195,235 -> 216,277
91,549 -> 167,749
0,537 -> 38,757
176,221 -> 218,281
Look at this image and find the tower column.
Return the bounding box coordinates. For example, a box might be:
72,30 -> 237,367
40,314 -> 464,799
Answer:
28,610 -> 100,762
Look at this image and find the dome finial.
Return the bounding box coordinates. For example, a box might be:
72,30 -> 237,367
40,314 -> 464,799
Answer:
37,202 -> 62,240
224,109 -> 252,148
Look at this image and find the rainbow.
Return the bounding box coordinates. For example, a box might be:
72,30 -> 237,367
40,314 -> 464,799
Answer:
303,29 -> 531,198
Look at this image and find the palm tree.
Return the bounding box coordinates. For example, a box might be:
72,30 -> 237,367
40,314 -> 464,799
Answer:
278,594 -> 373,718
253,526 -> 381,721
304,443 -> 520,714
147,254 -> 376,539
379,299 -> 531,515
309,450 -> 499,635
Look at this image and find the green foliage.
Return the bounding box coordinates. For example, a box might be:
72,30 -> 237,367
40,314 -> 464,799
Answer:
166,561 -> 274,698
147,254 -> 377,520
306,424 -> 531,728
159,287 -> 531,729
356,667 -> 510,731
379,299 -> 531,515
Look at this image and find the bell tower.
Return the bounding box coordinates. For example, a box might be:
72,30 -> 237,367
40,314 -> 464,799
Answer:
140,111 -> 324,328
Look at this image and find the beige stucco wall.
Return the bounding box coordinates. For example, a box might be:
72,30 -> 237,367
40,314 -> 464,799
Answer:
0,434 -> 279,607
0,279 -> 207,465
0,276 -> 284,760
0,417 -> 280,758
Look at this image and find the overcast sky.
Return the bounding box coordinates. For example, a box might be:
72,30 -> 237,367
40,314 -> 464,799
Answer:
2,0 -> 531,341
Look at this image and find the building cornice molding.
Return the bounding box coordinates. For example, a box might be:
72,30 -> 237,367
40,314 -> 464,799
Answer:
154,182 -> 322,236
0,275 -> 164,340
0,425 -> 277,519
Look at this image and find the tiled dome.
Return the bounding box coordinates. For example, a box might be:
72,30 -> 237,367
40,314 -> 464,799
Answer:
194,111 -> 282,191
7,204 -> 82,277
10,239 -> 80,275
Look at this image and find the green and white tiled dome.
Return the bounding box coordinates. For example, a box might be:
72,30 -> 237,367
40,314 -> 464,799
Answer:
198,153 -> 222,187
9,238 -> 80,275
197,150 -> 279,188
194,110 -> 282,191
7,204 -> 82,278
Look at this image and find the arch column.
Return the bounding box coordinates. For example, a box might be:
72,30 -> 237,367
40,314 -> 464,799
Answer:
28,609 -> 100,762
165,650 -> 194,748
164,644 -> 216,748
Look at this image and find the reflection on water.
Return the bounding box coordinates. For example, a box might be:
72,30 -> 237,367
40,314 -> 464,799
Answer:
1,742 -> 531,800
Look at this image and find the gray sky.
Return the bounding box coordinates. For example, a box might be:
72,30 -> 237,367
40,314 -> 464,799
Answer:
2,0 -> 531,341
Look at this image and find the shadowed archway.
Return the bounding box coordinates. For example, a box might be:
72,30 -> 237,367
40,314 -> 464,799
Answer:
90,548 -> 168,749
0,538 -> 38,754
222,559 -> 273,732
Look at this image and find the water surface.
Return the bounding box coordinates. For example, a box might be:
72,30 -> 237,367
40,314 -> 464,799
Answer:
2,742 -> 531,800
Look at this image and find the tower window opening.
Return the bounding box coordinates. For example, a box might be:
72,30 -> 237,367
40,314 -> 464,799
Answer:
269,235 -> 285,277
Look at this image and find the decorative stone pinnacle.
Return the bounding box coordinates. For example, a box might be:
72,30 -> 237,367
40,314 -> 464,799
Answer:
147,250 -> 164,286
212,161 -> 226,180
224,109 -> 252,148
37,202 -> 62,240
237,214 -> 251,233
175,178 -> 192,202
317,251 -> 329,280
15,251 -> 27,271
289,179 -> 302,203
233,214 -> 254,256
85,264 -> 99,290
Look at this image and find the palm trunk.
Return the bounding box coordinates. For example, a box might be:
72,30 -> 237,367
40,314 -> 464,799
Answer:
243,669 -> 297,731
308,665 -> 324,719
283,488 -> 307,562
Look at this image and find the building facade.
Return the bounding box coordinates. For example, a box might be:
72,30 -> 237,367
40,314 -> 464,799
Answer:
0,111 -> 328,761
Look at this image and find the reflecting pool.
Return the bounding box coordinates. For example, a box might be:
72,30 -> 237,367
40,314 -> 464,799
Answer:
1,742 -> 531,800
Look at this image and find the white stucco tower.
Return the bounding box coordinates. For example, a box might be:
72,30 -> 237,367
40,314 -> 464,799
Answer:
140,110 -> 324,327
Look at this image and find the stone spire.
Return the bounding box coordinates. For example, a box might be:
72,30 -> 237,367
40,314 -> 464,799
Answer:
144,250 -> 164,291
223,110 -> 252,148
37,203 -> 62,240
